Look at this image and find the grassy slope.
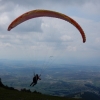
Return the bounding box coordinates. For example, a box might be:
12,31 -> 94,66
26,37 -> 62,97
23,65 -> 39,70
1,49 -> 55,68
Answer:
0,87 -> 81,100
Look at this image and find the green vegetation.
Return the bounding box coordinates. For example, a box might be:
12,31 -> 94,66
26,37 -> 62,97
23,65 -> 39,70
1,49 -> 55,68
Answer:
0,60 -> 100,99
0,87 -> 80,100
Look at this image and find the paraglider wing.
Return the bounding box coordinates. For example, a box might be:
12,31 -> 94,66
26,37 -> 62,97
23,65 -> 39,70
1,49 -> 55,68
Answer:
8,9 -> 86,43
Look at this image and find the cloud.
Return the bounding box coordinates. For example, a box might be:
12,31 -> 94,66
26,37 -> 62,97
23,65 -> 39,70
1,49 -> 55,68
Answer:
81,1 -> 100,15
2,0 -> 100,7
0,42 -> 12,48
61,35 -> 72,42
0,12 -> 10,31
1,0 -> 100,12
11,18 -> 43,33
0,0 -> 100,65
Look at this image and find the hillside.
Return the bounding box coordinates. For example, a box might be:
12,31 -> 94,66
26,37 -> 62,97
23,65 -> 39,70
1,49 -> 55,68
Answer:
0,87 -> 81,100
0,78 -> 80,100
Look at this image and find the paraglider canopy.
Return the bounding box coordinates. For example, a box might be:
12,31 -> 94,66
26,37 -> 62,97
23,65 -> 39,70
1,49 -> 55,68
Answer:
8,9 -> 86,43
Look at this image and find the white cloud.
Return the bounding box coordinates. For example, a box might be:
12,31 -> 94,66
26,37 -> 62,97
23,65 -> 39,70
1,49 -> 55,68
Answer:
82,1 -> 100,15
61,35 -> 72,42
0,12 -> 9,29
67,46 -> 77,51
0,0 -> 100,65
0,42 -> 12,48
96,38 -> 100,43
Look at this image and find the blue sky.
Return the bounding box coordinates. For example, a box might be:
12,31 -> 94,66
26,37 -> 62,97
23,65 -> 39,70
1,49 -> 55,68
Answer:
0,0 -> 100,66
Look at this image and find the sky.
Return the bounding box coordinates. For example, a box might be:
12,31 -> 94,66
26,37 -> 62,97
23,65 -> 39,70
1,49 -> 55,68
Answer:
0,0 -> 100,66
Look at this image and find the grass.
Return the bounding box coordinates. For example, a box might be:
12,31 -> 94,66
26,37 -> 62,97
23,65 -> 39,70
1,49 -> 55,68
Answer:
0,87 -> 81,100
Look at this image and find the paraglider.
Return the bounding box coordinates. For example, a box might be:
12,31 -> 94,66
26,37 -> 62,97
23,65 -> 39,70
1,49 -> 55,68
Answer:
8,9 -> 86,43
30,73 -> 41,87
